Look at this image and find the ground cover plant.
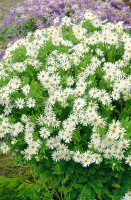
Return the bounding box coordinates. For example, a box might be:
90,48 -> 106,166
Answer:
2,0 -> 131,28
0,0 -> 131,58
0,11 -> 131,199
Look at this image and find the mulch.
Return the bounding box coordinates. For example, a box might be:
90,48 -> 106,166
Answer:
123,0 -> 131,8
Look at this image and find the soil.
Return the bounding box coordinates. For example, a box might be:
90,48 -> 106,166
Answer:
0,0 -> 22,22
123,0 -> 131,7
0,152 -> 28,178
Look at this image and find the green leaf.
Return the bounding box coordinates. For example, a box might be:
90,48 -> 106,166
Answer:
78,185 -> 95,200
112,184 -> 121,189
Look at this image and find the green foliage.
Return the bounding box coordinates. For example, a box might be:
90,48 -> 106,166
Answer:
0,161 -> 130,200
12,46 -> 27,63
0,176 -> 40,200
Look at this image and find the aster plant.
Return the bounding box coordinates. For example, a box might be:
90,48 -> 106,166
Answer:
2,0 -> 131,28
0,0 -> 131,59
0,12 -> 131,199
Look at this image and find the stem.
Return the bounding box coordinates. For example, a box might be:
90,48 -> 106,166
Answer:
55,191 -> 61,200
60,180 -> 64,200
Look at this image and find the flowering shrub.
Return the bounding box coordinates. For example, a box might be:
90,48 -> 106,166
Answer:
0,12 -> 131,199
0,0 -> 131,59
2,0 -> 131,28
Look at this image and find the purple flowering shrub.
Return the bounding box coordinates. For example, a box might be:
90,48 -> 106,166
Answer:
0,0 -> 131,59
2,0 -> 131,28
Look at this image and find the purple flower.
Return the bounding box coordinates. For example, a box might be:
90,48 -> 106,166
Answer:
0,50 -> 5,59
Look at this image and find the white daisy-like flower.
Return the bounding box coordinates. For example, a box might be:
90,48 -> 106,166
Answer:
23,149 -> 32,161
26,97 -> 36,108
22,84 -> 30,95
52,151 -> 61,162
121,191 -> 131,200
39,127 -> 51,139
15,98 -> 25,109
0,143 -> 10,154
73,150 -> 82,163
74,98 -> 86,109
125,155 -> 131,167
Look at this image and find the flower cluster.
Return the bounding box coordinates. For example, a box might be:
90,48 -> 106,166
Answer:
0,0 -> 131,58
0,12 -> 131,168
